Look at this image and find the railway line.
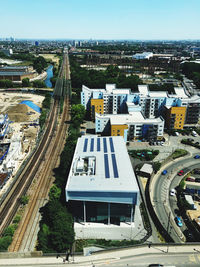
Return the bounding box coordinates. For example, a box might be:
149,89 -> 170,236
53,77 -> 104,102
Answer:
0,51 -> 71,251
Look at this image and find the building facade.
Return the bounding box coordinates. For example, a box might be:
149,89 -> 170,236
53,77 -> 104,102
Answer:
65,136 -> 140,227
81,84 -> 200,128
96,112 -> 164,142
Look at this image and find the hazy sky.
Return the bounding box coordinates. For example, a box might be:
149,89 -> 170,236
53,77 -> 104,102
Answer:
1,0 -> 200,40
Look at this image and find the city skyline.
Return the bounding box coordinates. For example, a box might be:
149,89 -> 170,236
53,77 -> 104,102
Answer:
1,0 -> 200,40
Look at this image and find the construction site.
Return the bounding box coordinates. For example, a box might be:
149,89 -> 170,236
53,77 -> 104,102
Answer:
0,92 -> 44,198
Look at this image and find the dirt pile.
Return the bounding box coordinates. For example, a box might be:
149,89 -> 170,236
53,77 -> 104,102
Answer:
7,104 -> 29,122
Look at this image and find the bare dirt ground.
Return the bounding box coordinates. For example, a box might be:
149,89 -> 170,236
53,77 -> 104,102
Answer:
0,92 -> 44,197
1,93 -> 44,123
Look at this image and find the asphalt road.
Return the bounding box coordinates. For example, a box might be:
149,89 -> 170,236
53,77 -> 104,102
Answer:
152,154 -> 200,242
96,252 -> 200,267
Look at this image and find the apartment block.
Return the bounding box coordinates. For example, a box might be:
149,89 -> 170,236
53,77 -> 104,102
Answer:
96,112 -> 164,142
81,84 -> 200,130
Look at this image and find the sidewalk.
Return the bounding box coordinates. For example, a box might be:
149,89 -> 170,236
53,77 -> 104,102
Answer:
0,245 -> 200,266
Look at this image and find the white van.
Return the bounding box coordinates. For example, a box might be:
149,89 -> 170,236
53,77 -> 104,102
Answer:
192,130 -> 197,137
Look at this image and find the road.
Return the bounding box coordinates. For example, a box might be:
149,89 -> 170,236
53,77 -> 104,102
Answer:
151,153 -> 200,242
1,245 -> 200,267
96,253 -> 200,267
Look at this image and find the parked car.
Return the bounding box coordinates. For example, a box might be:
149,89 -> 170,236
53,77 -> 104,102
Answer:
178,170 -> 184,176
170,189 -> 176,196
194,155 -> 200,159
192,130 -> 198,137
195,178 -> 200,183
162,170 -> 167,175
186,177 -> 195,182
175,216 -> 183,227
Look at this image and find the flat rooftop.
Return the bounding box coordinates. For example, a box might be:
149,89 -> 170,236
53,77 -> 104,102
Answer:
174,87 -> 188,98
108,112 -> 163,125
66,136 -> 139,204
0,71 -> 32,76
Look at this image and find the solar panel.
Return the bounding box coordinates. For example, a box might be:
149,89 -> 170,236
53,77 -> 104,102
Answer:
90,138 -> 94,152
97,138 -> 100,151
111,154 -> 119,178
109,137 -> 115,152
104,154 -> 110,178
83,138 -> 88,152
103,138 -> 107,153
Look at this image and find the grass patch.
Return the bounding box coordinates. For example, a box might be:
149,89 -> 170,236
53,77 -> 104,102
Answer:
171,149 -> 188,159
75,238 -> 141,252
128,149 -> 159,161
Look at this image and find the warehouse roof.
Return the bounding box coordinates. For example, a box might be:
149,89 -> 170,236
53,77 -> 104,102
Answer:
0,71 -> 32,76
66,136 -> 139,204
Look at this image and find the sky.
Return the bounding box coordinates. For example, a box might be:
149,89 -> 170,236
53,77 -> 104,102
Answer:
1,0 -> 200,40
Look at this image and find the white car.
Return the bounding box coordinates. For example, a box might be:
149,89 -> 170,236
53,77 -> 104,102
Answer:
170,189 -> 176,196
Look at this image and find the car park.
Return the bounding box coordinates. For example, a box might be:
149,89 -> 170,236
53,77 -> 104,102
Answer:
186,177 -> 195,182
178,170 -> 184,176
175,216 -> 183,227
194,155 -> 200,159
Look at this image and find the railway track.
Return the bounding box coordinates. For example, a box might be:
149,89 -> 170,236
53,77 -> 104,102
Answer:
0,101 -> 58,234
10,97 -> 70,252
0,52 -> 71,251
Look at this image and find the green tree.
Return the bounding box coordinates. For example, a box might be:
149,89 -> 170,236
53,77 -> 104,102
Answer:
37,200 -> 74,253
3,225 -> 15,237
32,80 -> 47,88
22,78 -> 30,87
71,104 -> 85,127
20,195 -> 29,205
49,184 -> 61,201
13,215 -> 21,224
0,236 -> 12,252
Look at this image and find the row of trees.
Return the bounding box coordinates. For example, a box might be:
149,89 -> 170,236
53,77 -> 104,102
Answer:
181,62 -> 200,88
39,93 -> 52,128
0,78 -> 47,89
0,52 -> 48,74
37,104 -> 85,253
70,56 -> 142,91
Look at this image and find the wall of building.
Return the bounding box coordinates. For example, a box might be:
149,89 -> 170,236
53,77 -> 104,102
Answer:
165,106 -> 186,129
111,124 -> 128,137
91,99 -> 104,121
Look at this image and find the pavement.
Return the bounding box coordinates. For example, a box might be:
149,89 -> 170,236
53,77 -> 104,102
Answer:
0,245 -> 200,266
74,205 -> 147,241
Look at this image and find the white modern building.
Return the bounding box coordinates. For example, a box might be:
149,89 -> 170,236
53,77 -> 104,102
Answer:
132,52 -> 153,60
95,111 -> 164,142
65,136 -> 140,239
81,84 -> 200,126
